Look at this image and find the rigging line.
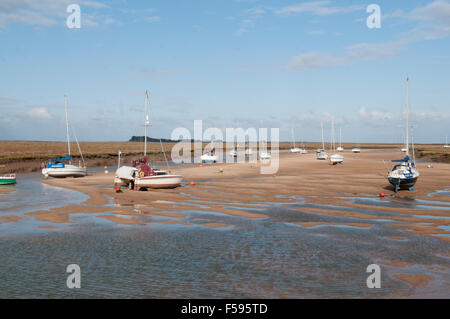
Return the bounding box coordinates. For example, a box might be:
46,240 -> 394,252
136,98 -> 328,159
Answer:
71,126 -> 86,167
160,139 -> 171,173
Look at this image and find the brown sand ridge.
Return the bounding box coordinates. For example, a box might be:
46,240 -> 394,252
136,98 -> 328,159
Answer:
1,215 -> 22,223
22,150 -> 450,240
393,274 -> 435,288
0,188 -> 15,194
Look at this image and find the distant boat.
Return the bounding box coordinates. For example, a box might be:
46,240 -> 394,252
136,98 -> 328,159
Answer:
388,78 -> 419,192
329,117 -> 344,164
444,135 -> 450,149
337,128 -> 344,152
352,147 -> 361,153
0,174 -> 16,185
229,149 -> 238,157
201,150 -> 218,163
245,148 -> 253,156
290,128 -> 302,153
316,121 -> 329,160
259,152 -> 271,160
115,91 -> 183,190
42,96 -> 87,178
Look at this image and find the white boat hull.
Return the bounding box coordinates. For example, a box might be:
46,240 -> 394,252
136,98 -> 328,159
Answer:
42,165 -> 87,178
291,148 -> 302,153
330,154 -> 344,164
201,155 -> 218,163
134,175 -> 183,189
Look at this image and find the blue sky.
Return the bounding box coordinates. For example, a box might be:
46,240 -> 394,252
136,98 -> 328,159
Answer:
0,0 -> 449,143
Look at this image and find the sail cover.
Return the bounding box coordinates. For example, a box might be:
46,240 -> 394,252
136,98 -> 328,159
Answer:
392,156 -> 410,163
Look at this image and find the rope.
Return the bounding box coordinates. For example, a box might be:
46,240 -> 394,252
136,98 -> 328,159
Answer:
160,139 -> 170,173
71,126 -> 86,167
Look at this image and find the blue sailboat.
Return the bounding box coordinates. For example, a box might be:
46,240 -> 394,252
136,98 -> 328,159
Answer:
42,96 -> 87,178
387,78 -> 419,192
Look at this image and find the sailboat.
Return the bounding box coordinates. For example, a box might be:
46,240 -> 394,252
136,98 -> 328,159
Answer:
444,135 -> 450,149
316,121 -> 329,160
201,139 -> 218,163
330,117 -> 344,164
290,128 -> 302,153
387,78 -> 419,192
337,128 -> 344,152
42,96 -> 87,178
115,91 -> 183,190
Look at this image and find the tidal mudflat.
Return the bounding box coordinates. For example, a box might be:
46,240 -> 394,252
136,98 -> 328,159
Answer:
0,150 -> 449,298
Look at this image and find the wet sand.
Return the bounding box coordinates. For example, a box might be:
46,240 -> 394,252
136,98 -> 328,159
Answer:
5,149 -> 448,298
393,274 -> 435,288
27,150 -> 449,239
0,188 -> 15,193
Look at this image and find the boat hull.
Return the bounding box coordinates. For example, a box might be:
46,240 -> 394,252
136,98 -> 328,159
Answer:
134,175 -> 183,189
388,176 -> 418,189
42,166 -> 87,178
330,154 -> 344,164
0,179 -> 16,185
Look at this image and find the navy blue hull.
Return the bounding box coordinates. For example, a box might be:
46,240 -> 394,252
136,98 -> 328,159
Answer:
388,177 -> 418,189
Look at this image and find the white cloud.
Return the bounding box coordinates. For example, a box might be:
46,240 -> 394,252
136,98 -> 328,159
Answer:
27,107 -> 52,120
134,16 -> 161,23
283,1 -> 450,72
358,107 -> 393,121
283,52 -> 343,72
276,1 -> 363,16
0,0 -> 109,28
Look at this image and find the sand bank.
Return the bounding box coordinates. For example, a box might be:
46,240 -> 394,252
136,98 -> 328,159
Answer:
19,150 -> 448,242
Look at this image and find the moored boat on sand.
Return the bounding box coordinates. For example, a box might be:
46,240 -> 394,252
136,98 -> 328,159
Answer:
0,174 -> 16,185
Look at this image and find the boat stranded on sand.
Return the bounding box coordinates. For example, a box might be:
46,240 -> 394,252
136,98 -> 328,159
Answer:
387,78 -> 419,192
0,174 -> 16,185
115,157 -> 183,190
114,91 -> 183,190
42,96 -> 87,179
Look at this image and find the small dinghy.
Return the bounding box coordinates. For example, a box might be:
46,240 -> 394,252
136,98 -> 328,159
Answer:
0,174 -> 16,185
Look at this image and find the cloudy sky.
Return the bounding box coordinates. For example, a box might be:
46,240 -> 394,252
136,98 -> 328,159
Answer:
0,0 -> 449,143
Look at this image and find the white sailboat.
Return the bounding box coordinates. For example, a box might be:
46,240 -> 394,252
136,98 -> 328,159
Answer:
387,78 -> 420,192
42,96 -> 87,178
330,117 -> 344,164
290,128 -> 302,153
444,135 -> 450,149
201,139 -> 218,163
337,128 -> 344,152
115,91 -> 183,190
316,121 -> 329,160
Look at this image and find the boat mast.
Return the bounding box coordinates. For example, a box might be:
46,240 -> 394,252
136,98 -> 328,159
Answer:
321,121 -> 325,150
144,91 -> 150,157
331,116 -> 335,153
339,128 -> 342,148
291,128 -> 296,149
406,78 -> 410,157
64,95 -> 71,161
